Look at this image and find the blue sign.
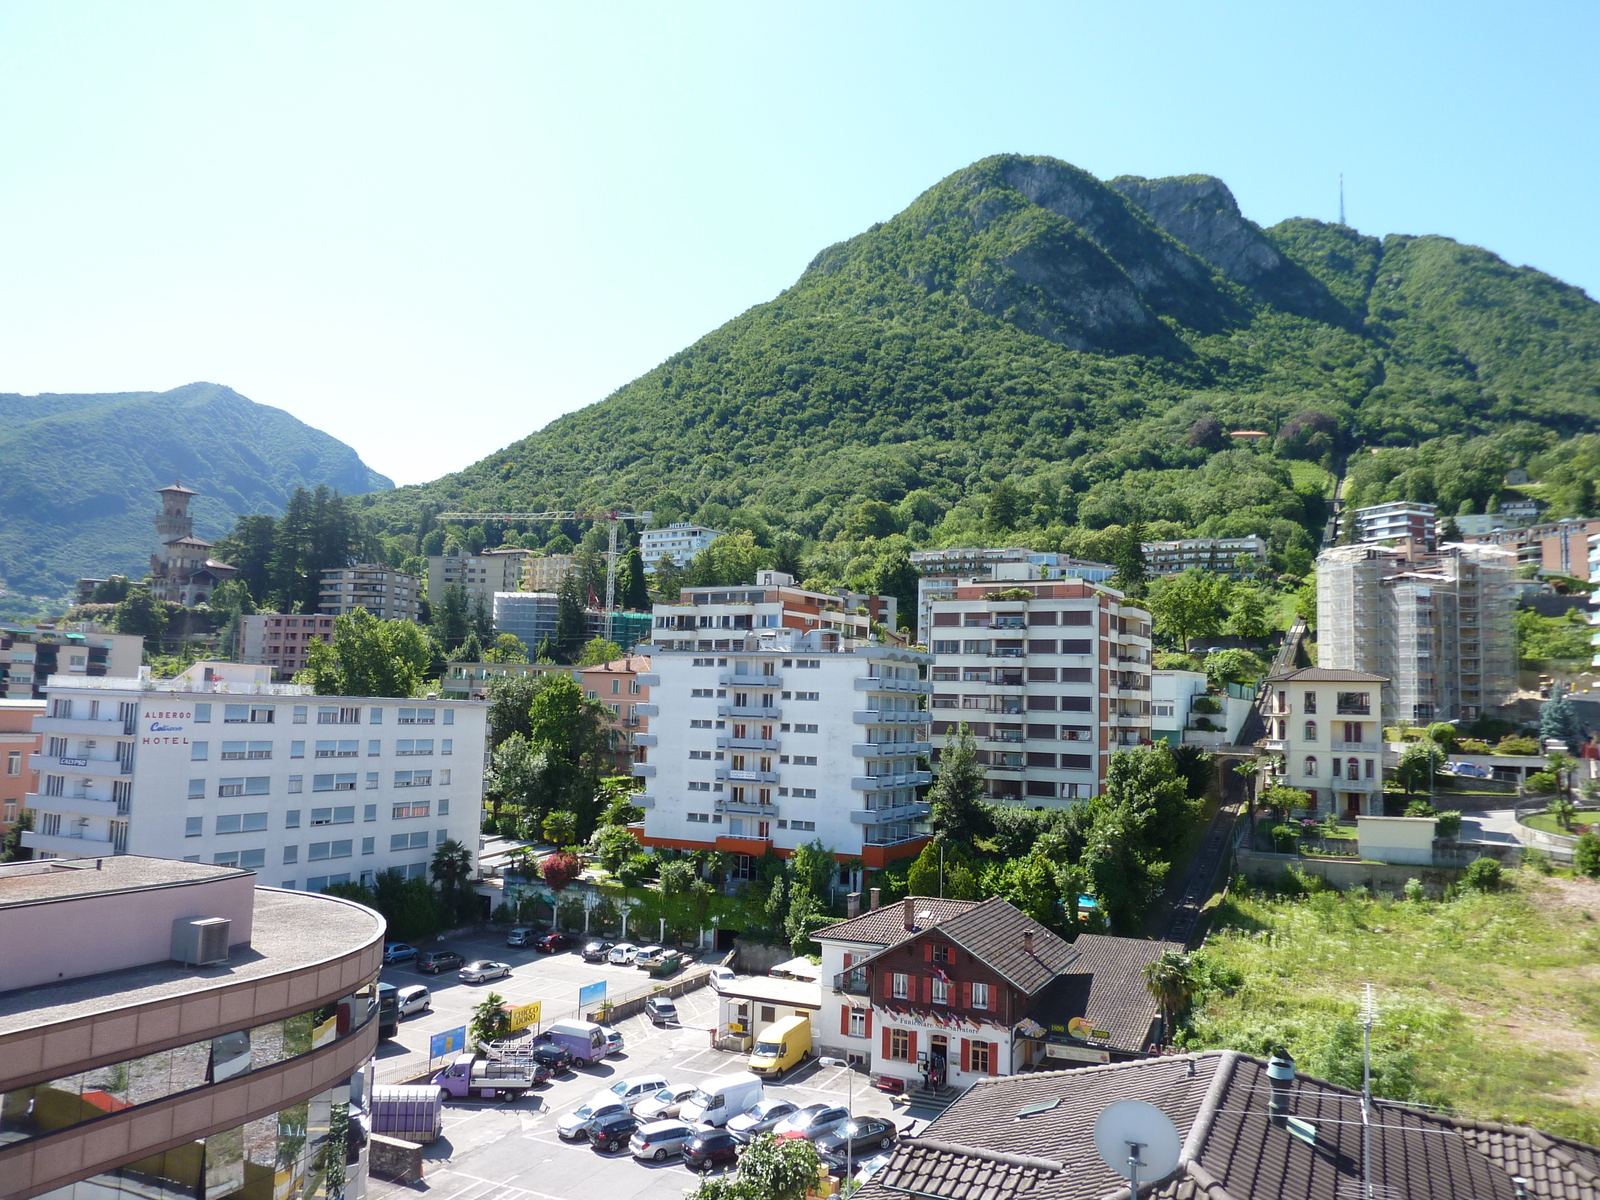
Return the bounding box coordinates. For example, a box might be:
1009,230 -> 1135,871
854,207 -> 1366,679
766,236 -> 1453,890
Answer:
430,1026 -> 467,1059
578,981 -> 606,1010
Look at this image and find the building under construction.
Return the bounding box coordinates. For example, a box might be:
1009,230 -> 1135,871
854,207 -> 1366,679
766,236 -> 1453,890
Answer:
1317,542 -> 1517,723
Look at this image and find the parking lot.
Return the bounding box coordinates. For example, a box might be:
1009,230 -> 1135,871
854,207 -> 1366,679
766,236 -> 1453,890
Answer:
367,932 -> 915,1200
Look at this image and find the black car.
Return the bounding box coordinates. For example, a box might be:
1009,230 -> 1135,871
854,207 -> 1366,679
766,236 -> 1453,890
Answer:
531,1043 -> 573,1072
589,1111 -> 641,1154
682,1129 -> 740,1174
416,949 -> 464,974
815,1117 -> 898,1169
581,939 -> 615,962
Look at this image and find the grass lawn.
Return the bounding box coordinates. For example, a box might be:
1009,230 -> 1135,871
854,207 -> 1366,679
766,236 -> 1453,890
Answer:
1287,460 -> 1337,497
1522,811 -> 1588,838
1185,871 -> 1600,1143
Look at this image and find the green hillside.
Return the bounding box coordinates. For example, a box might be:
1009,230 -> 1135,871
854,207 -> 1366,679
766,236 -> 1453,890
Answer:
352,155 -> 1599,582
0,382 -> 392,616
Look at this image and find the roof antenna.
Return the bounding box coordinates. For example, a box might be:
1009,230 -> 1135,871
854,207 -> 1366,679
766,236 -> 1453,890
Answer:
1360,983 -> 1378,1199
1339,173 -> 1346,227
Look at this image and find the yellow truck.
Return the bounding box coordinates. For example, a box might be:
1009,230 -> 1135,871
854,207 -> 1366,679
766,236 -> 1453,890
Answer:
747,1013 -> 812,1078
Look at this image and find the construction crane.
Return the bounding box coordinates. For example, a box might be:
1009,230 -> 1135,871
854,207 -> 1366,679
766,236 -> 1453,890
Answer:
434,510 -> 652,611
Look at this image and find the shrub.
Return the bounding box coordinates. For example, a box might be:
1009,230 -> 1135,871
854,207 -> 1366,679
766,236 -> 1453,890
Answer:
1434,810 -> 1463,838
1192,716 -> 1216,731
1271,824 -> 1300,852
1456,738 -> 1492,754
540,851 -> 584,891
1462,857 -> 1503,892
1192,695 -> 1222,714
1519,846 -> 1554,875
1494,735 -> 1540,756
1405,799 -> 1436,818
1403,878 -> 1425,903
1524,771 -> 1559,795
490,902 -> 514,926
1575,832 -> 1600,879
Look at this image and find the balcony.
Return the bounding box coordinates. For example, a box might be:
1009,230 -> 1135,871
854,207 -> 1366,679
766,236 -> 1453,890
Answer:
22,828 -> 114,857
852,800 -> 932,825
853,741 -> 932,758
635,674 -> 660,687
719,705 -> 781,719
27,793 -> 120,819
32,716 -> 133,738
633,704 -> 661,717
631,763 -> 656,777
632,734 -> 658,748
853,711 -> 925,726
1331,740 -> 1381,753
832,970 -> 869,995
717,767 -> 780,783
31,753 -> 131,777
987,677 -> 1027,689
983,733 -> 1025,745
717,737 -> 780,751
714,796 -> 779,816
850,771 -> 932,790
989,648 -> 1026,659
720,672 -> 782,688
853,677 -> 934,694
1112,713 -> 1150,726
632,794 -> 655,809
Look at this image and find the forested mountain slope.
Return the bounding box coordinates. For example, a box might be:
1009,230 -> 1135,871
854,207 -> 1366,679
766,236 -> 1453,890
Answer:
356,155 -> 1598,579
0,382 -> 392,614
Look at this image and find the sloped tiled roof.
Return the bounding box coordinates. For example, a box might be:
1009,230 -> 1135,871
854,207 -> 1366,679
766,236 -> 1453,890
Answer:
935,896 -> 1080,996
1029,934 -> 1182,1051
812,898 -> 980,948
856,1051 -> 1600,1200
1265,666 -> 1388,683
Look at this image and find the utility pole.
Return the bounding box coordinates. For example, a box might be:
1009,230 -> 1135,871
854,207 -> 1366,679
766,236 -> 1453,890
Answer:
1360,984 -> 1377,1200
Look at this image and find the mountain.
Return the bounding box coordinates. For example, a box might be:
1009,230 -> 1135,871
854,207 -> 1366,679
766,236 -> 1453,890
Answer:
353,155 -> 1600,581
0,382 -> 392,613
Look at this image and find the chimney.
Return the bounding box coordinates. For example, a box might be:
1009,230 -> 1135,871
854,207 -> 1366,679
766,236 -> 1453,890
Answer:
902,896 -> 915,931
846,892 -> 861,919
869,888 -> 881,912
1266,1049 -> 1296,1127
1023,929 -> 1034,955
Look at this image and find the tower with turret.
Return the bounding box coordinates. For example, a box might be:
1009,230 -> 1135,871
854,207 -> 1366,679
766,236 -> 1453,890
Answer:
150,481 -> 236,606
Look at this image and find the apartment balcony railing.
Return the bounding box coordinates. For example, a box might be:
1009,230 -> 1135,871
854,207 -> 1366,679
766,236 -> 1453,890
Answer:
854,677 -> 933,694
832,970 -> 869,995
850,771 -> 932,791
718,768 -> 780,784
25,792 -> 119,819
850,801 -> 932,825
720,672 -> 782,688
634,704 -> 661,717
719,705 -> 780,719
1331,740 -> 1381,753
631,763 -> 656,777
717,737 -> 780,751
30,753 -> 131,777
853,711 -> 925,726
852,741 -> 932,758
715,797 -> 778,817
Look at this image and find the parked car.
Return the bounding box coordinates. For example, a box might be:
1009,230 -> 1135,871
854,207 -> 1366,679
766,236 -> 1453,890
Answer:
606,1074 -> 669,1110
540,1019 -> 608,1066
557,1097 -> 628,1140
395,984 -> 431,1018
748,1014 -> 812,1078
382,942 -> 416,964
417,949 -> 464,975
506,927 -> 535,948
588,1111 -> 641,1154
630,1119 -> 697,1162
582,939 -> 615,962
1446,760 -> 1494,779
634,1084 -> 698,1122
815,1116 -> 899,1165
645,996 -> 679,1025
531,1042 -> 573,1073
536,932 -> 569,953
680,1072 -> 764,1128
608,942 -> 639,965
773,1103 -> 850,1142
708,966 -> 736,992
683,1129 -> 742,1173
726,1098 -> 798,1143
600,1026 -> 625,1057
633,945 -> 667,968
459,960 -> 512,984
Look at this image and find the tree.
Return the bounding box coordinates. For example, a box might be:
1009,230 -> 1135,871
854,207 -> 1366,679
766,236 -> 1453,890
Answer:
703,1132 -> 821,1200
1548,794 -> 1578,830
1540,686 -> 1584,747
1,809 -> 34,862
1259,784 -> 1311,821
486,673 -> 544,746
1143,949 -> 1197,1038
1103,744 -> 1198,859
980,854 -> 1060,929
1439,516 -> 1464,542
620,547 -> 650,610
112,586 -> 169,640
578,638 -> 625,666
984,481 -> 1021,533
1081,802 -> 1168,933
1148,569 -> 1228,651
214,513 -> 276,600
1574,831 -> 1600,879
929,723 -> 989,843
870,548 -> 920,630
298,609 -> 433,697
430,839 -> 476,924
682,530 -> 776,587
652,553 -> 682,601
906,842 -> 941,897
1187,416 -> 1227,451
470,990 -> 511,1045
1224,586 -> 1272,641
540,851 -> 583,891
556,573 -> 587,656
589,825 -> 640,874
484,633 -> 529,663
370,869 -> 441,941
434,584 -> 471,652
1112,521 -> 1148,595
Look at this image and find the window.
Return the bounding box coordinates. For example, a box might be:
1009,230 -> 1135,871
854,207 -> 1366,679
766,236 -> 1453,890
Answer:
439,771 -> 451,787
308,840 -> 353,860
238,849 -> 266,869
932,640 -> 960,654
889,1027 -> 911,1061
892,973 -> 909,1000
369,707 -> 383,724
396,739 -> 434,756
1365,758 -> 1375,779
213,852 -> 240,867
364,804 -> 377,821
394,770 -> 432,788
968,1040 -> 991,1074
790,819 -> 816,830
397,707 -> 436,725
290,741 -> 305,759
315,740 -> 360,758
288,775 -> 303,793
311,806 -> 355,825
971,982 -> 990,1010
1336,692 -> 1371,715
191,741 -> 208,761
932,978 -> 949,1005
848,1009 -> 868,1038
188,779 -> 205,799
1303,721 -> 1317,741
687,812 -> 710,823
304,876 -> 327,892
794,691 -> 819,702
293,705 -> 307,724
391,832 -> 429,851
221,741 -> 248,760
690,719 -> 712,729
362,837 -> 375,855
193,703 -> 210,723
436,828 -> 449,844
4,751 -> 18,776
1348,758 -> 1360,780
223,704 -> 249,724
1304,756 -> 1318,776
441,739 -> 453,755
793,723 -> 818,734
792,755 -> 818,766
443,710 -> 453,725
1303,691 -> 1318,714
285,809 -> 301,828
393,802 -> 430,819
688,781 -> 711,792
366,772 -> 378,789
216,813 -> 268,834
369,740 -> 382,756
932,945 -> 951,964
185,816 -> 202,837
283,846 -> 298,864
312,773 -> 357,792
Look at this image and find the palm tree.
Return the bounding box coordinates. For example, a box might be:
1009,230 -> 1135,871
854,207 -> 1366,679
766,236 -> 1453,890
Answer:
1550,794 -> 1579,832
1143,950 -> 1198,1044
431,839 -> 476,923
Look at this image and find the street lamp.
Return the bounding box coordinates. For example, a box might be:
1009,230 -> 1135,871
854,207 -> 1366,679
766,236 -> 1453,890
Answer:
818,1056 -> 855,1186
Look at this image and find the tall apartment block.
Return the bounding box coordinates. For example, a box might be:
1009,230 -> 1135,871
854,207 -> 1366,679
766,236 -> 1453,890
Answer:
927,570 -> 1152,806
580,653 -> 652,771
1318,543 -> 1518,722
426,546 -> 531,606
652,571 -> 897,644
239,612 -> 336,677
1347,501 -> 1438,548
634,624 -> 932,875
1140,536 -> 1268,578
318,563 -> 421,620
639,522 -> 724,571
0,697 -> 43,834
909,549 -> 1115,644
523,553 -> 578,592
1468,516 -> 1600,580
0,624 -> 143,699
22,660 -> 486,890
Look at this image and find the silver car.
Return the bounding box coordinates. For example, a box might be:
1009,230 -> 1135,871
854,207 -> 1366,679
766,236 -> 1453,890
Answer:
773,1103 -> 850,1141
634,1084 -> 698,1122
556,1097 -> 628,1140
459,959 -> 511,984
726,1097 -> 798,1143
629,1119 -> 696,1161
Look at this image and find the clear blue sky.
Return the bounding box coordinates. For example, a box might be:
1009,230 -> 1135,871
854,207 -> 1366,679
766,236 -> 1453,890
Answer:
0,2 -> 1594,486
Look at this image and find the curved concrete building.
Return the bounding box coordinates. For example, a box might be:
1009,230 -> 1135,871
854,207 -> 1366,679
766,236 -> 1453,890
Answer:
0,856 -> 384,1200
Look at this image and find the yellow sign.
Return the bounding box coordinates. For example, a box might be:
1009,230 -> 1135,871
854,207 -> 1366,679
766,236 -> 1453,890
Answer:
1067,1016 -> 1110,1041
508,1002 -> 542,1031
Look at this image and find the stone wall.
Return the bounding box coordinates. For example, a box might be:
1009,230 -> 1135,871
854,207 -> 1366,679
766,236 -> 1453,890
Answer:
1236,850 -> 1465,898
368,1134 -> 424,1184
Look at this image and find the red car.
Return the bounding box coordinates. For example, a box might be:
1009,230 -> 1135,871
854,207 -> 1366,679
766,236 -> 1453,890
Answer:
535,932 -> 569,953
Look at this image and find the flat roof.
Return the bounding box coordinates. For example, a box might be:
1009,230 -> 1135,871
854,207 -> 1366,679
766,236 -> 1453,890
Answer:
716,976 -> 822,1009
0,887 -> 383,1035
0,857 -> 249,909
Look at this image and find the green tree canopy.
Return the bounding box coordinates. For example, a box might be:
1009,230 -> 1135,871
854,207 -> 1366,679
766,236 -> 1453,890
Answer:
298,609 -> 433,697
929,722 -> 989,843
1148,569 -> 1230,651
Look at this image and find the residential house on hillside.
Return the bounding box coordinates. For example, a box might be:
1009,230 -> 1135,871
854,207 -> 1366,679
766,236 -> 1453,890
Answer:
1260,666 -> 1389,819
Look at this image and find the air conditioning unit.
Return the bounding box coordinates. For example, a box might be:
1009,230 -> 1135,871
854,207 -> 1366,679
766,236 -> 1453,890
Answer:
171,917 -> 231,966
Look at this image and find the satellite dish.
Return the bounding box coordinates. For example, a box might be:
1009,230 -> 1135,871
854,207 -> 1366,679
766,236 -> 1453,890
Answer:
1094,1099 -> 1182,1190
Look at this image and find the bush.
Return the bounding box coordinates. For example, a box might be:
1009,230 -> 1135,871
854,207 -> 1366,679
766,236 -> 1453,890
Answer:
1192,695 -> 1222,714
1403,878 -> 1425,903
1456,738 -> 1492,754
1271,824 -> 1301,852
1434,810 -> 1463,838
1494,735 -> 1540,756
1405,799 -> 1436,818
491,902 -> 514,926
1524,771 -> 1559,795
1520,846 -> 1554,875
1192,716 -> 1216,731
540,851 -> 584,891
1575,832 -> 1600,879
1462,857 -> 1503,892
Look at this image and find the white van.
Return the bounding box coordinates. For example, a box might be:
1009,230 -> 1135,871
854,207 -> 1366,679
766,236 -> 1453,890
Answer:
679,1071 -> 764,1127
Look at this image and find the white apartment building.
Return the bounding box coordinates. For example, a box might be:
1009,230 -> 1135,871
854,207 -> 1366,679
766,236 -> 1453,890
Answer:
928,571 -> 1151,807
318,563 -> 421,621
1151,669 -> 1210,745
1259,667 -> 1389,818
910,552 -> 1115,645
1348,501 -> 1438,547
1140,536 -> 1268,578
653,572 -> 898,645
427,547 -> 531,606
634,627 -> 933,874
21,661 -> 487,891
639,522 -> 723,571
0,625 -> 142,700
